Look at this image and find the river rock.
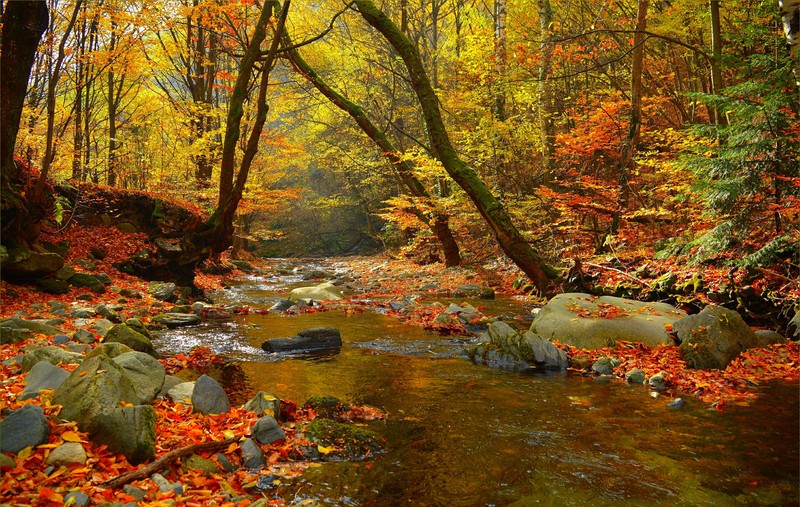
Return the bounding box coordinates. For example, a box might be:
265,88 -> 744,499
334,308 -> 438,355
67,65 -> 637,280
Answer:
95,304 -> 121,323
648,372 -> 668,392
102,323 -> 158,357
674,305 -> 760,369
112,351 -> 166,405
530,293 -> 686,349
64,492 -> 89,507
591,356 -> 620,375
21,346 -> 83,372
73,329 -> 96,343
288,282 -> 344,303
151,312 -> 201,328
244,391 -> 281,418
241,437 -> 265,469
470,321 -> 567,370
1,248 -> 65,279
754,329 -> 787,346
148,281 -> 177,302
261,327 -> 342,354
125,318 -> 153,339
301,418 -> 384,461
92,405 -> 156,464
91,318 -> 114,337
0,405 -> 50,454
191,375 -> 230,414
158,375 -> 186,398
269,299 -> 296,312
36,278 -> 70,294
453,283 -> 495,299
252,416 -> 286,444
168,381 -> 195,405
183,454 -> 220,474
85,342 -> 135,359
0,317 -> 61,336
67,273 -> 106,293
302,269 -> 334,280
20,360 -> 70,400
667,398 -> 686,409
45,442 -> 87,466
625,368 -> 646,384
0,326 -> 32,344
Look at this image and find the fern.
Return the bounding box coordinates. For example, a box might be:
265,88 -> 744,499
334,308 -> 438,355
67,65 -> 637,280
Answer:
740,235 -> 799,268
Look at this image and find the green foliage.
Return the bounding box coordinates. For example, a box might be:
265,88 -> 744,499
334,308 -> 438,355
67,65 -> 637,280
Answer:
53,196 -> 71,225
740,234 -> 799,268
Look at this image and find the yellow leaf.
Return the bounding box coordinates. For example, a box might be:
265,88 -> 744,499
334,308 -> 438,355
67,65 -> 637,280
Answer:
61,431 -> 83,442
17,446 -> 33,460
223,430 -> 235,440
317,444 -> 335,455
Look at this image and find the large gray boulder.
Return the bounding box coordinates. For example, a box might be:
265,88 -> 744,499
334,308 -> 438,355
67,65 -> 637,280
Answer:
288,282 -> 344,303
469,321 -> 568,370
148,281 -> 177,302
674,305 -> 761,369
21,346 -> 83,372
21,361 -> 70,400
91,405 -> 156,465
261,327 -> 342,354
112,351 -> 166,405
102,324 -> 158,357
191,375 -> 230,414
252,416 -> 286,444
1,248 -> 64,279
0,405 -> 50,454
530,293 -> 686,349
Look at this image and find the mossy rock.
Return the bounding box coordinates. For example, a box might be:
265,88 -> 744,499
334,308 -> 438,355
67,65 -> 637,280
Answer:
304,395 -> 345,420
102,324 -> 158,358
301,419 -> 384,461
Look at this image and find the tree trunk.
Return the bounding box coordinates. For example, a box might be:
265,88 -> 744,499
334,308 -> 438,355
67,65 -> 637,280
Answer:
537,0 -> 556,184
781,0 -> 800,85
0,0 -> 49,248
709,0 -> 727,126
493,0 -> 507,121
282,31 -> 462,266
355,0 -> 557,292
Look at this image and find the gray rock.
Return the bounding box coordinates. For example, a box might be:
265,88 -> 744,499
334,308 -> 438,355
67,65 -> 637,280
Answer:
73,329 -> 96,343
112,352 -> 166,405
21,346 -> 83,372
0,317 -> 61,336
183,454 -> 219,474
302,269 -> 334,280
70,306 -> 97,318
754,329 -> 787,346
453,283 -> 495,299
45,442 -> 87,466
119,288 -> 143,299
591,356 -> 620,375
268,299 -> 296,312
96,304 -> 122,323
470,322 -> 568,370
240,438 -> 265,469
158,375 -> 186,398
433,313 -> 456,325
0,452 -> 16,469
667,398 -> 686,409
91,404 -> 156,464
288,282 -> 344,303
674,306 -> 760,369
124,318 -> 152,339
625,368 -> 646,384
151,313 -> 201,329
216,452 -> 236,472
123,485 -> 147,500
0,326 -> 32,344
0,405 -> 50,454
55,266 -> 76,281
64,492 -> 90,507
151,472 -> 184,495
252,416 -> 286,444
67,343 -> 91,354
36,278 -> 70,294
530,293 -> 686,349
1,248 -> 64,279
102,324 -> 158,357
262,327 -> 342,354
167,382 -> 195,405
191,375 -> 230,414
85,342 -> 135,359
67,273 -> 106,293
91,318 -> 114,337
648,372 -> 668,392
21,361 -> 70,400
53,334 -> 70,344
244,392 -> 281,418
147,282 -> 177,302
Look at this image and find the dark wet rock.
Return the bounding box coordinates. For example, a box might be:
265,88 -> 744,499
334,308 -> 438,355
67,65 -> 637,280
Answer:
469,321 -> 567,371
64,492 -> 90,507
530,293 -> 685,349
53,334 -> 70,344
269,299 -> 296,312
147,281 -> 177,302
167,382 -> 195,405
21,361 -> 70,400
240,437 -> 265,469
304,395 -> 345,420
591,356 -> 620,376
158,375 -> 186,398
151,312 -> 201,329
216,453 -> 236,472
262,327 -> 342,354
570,353 -> 593,371
0,405 -> 50,454
244,391 -> 281,418
754,329 -> 787,346
648,372 -> 668,392
0,326 -> 31,345
625,368 -> 646,384
92,405 -> 156,464
674,305 -> 760,369
70,306 -> 97,318
96,304 -> 121,323
73,329 -> 96,343
183,454 -> 220,474
89,247 -> 108,260
21,346 -> 83,372
102,323 -> 158,357
55,266 -> 76,281
112,351 -> 165,405
119,288 -> 143,299
301,419 -> 384,461
453,283 -> 495,299
151,472 -> 184,495
667,398 -> 686,409
191,375 -> 230,414
45,442 -> 87,466
85,342 -> 135,359
252,416 -> 286,444
36,278 -> 70,294
0,317 -> 61,336
67,273 -> 106,293
1,248 -> 65,279
124,318 -> 152,339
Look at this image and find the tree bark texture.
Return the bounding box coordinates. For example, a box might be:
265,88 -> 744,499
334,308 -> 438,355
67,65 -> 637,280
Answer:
537,0 -> 556,183
781,0 -> 800,85
354,0 -> 557,292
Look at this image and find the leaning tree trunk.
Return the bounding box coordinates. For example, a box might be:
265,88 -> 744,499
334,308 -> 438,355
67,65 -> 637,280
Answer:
0,1 -> 49,248
354,0 -> 558,292
282,30 -> 462,266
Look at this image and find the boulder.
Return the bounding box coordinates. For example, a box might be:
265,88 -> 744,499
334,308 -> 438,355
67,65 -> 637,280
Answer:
268,299 -> 296,312
674,305 -> 760,369
0,317 -> 61,336
1,248 -> 64,279
0,405 -> 50,454
0,326 -> 32,345
91,318 -> 114,337
95,304 -> 121,323
191,375 -> 230,414
530,293 -> 686,349
625,368 -> 646,384
469,321 -> 568,371
72,329 -> 96,344
151,312 -> 201,329
158,375 -> 186,398
112,351 -> 166,405
453,283 -> 495,299
20,361 -> 70,400
754,329 -> 787,346
240,437 -> 265,469
244,392 -> 281,418
288,282 -> 344,303
252,416 -> 286,444
85,342 -> 135,359
21,346 -> 83,372
125,318 -> 152,339
304,395 -> 345,420
36,278 -> 70,294
67,273 -> 106,293
91,405 -> 156,464
591,356 -> 620,375
102,323 -> 158,357
261,327 -> 342,354
45,442 -> 87,466
167,381 -> 195,405
147,282 -> 177,302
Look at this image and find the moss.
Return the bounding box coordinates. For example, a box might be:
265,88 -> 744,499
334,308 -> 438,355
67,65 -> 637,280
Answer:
302,418 -> 384,460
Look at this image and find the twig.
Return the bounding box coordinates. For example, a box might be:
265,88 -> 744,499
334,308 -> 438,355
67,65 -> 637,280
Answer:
101,436 -> 240,489
584,262 -> 649,287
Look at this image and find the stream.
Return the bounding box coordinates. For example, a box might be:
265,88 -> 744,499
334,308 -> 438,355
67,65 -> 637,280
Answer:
152,263 -> 799,506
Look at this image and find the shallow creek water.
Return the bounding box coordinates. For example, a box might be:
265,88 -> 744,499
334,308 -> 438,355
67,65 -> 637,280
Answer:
152,268 -> 799,506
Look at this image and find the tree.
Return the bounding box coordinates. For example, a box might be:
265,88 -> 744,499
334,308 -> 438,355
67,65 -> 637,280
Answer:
354,0 -> 558,292
0,0 -> 49,248
781,0 -> 799,85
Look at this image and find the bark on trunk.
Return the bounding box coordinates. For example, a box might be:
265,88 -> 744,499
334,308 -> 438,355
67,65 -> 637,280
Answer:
537,0 -> 556,183
355,0 -> 557,292
709,0 -> 727,126
781,0 -> 800,85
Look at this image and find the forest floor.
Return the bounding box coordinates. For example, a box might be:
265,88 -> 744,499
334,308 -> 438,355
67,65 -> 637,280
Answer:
1,217 -> 798,506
